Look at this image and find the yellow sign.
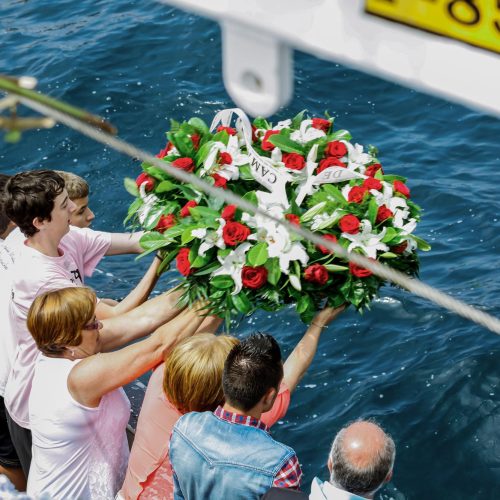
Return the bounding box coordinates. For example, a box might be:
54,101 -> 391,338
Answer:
365,0 -> 500,55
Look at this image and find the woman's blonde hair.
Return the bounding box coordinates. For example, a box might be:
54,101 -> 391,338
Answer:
28,287 -> 96,356
163,333 -> 239,413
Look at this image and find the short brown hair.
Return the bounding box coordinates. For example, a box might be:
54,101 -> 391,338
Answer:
28,287 -> 95,356
5,170 -> 65,237
163,333 -> 239,413
54,171 -> 89,199
0,173 -> 12,235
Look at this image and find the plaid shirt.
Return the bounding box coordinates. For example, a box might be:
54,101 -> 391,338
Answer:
214,406 -> 302,489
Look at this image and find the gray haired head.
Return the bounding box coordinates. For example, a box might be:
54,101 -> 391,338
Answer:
329,420 -> 395,497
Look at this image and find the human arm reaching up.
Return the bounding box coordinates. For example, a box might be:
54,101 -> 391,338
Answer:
69,304 -> 207,407
283,305 -> 346,393
105,231 -> 144,255
95,254 -> 162,319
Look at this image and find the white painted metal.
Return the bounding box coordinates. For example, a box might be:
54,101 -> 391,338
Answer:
159,0 -> 500,117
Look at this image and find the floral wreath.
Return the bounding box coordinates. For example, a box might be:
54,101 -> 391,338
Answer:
125,108 -> 430,325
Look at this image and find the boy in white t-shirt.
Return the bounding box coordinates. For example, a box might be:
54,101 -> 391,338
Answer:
3,170 -> 183,475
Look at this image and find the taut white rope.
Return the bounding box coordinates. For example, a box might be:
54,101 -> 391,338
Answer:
15,95 -> 500,335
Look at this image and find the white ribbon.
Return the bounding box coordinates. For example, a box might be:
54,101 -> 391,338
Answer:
210,108 -> 289,208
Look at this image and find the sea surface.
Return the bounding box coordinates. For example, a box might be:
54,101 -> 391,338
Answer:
1,1 -> 500,498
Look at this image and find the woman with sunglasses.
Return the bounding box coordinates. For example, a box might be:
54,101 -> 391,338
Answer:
25,286 -> 206,500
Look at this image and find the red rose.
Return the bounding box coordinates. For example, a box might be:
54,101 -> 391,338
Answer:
339,214 -> 360,234
176,248 -> 192,276
156,142 -> 174,159
365,163 -> 383,178
222,221 -> 251,246
191,134 -> 201,150
376,205 -> 393,223
285,214 -> 300,225
172,157 -> 195,173
349,262 -> 373,278
282,153 -> 306,171
221,204 -> 236,221
311,118 -> 331,133
325,141 -> 347,158
212,174 -> 227,189
155,214 -> 176,233
180,200 -> 197,218
251,125 -> 258,142
219,152 -> 233,165
316,157 -> 346,174
304,264 -> 329,286
393,180 -> 410,198
348,186 -> 368,204
317,234 -> 338,254
135,172 -> 155,191
216,125 -> 237,136
261,130 -> 280,151
241,266 -> 268,289
362,177 -> 382,191
391,241 -> 408,254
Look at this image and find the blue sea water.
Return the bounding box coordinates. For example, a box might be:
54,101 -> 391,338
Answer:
1,0 -> 500,498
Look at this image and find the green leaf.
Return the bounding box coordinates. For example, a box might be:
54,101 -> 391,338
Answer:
169,119 -> 181,133
329,129 -> 352,141
172,130 -> 195,158
291,110 -> 307,129
181,227 -> 197,245
157,249 -> 178,274
124,177 -> 139,197
382,174 -> 407,182
242,190 -> 258,206
187,117 -> 209,135
268,135 -> 305,154
253,117 -> 269,130
324,264 -> 349,272
322,184 -> 347,207
193,262 -> 221,276
238,164 -> 254,180
374,169 -> 384,180
195,141 -> 214,165
137,233 -> 171,259
189,206 -> 220,220
379,252 -> 398,259
231,291 -> 253,314
296,293 -> 313,314
123,198 -> 143,225
264,258 -> 281,285
156,180 -> 177,193
161,225 -> 186,240
368,197 -> 378,226
191,252 -> 211,268
210,275 -> 235,289
247,243 -> 268,267
381,227 -> 398,243
411,235 -> 432,251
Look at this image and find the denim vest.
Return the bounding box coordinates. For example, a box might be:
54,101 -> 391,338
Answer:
170,411 -> 296,500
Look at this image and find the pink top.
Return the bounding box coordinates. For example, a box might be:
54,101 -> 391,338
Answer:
4,227 -> 111,428
119,364 -> 291,500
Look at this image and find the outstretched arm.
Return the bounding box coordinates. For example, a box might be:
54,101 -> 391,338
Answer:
283,305 -> 345,393
95,255 -> 162,318
69,304 -> 206,407
105,231 -> 144,255
98,286 -> 184,352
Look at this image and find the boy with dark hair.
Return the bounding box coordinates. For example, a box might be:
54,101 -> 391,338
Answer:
3,170 -> 182,474
170,333 -> 302,500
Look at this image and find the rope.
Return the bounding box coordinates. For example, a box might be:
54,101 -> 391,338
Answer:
14,94 -> 500,335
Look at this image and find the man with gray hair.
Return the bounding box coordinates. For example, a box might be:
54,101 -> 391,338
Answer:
262,420 -> 395,500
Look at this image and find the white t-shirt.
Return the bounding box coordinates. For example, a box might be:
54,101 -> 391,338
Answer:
28,356 -> 130,499
0,242 -> 15,397
4,226 -> 111,428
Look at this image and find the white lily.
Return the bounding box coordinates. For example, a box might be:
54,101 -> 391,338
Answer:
290,119 -> 326,145
311,210 -> 341,231
137,182 -> 161,225
343,220 -> 389,259
201,135 -> 249,180
345,142 -> 372,171
394,217 -> 417,235
212,242 -> 252,295
191,219 -> 226,257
